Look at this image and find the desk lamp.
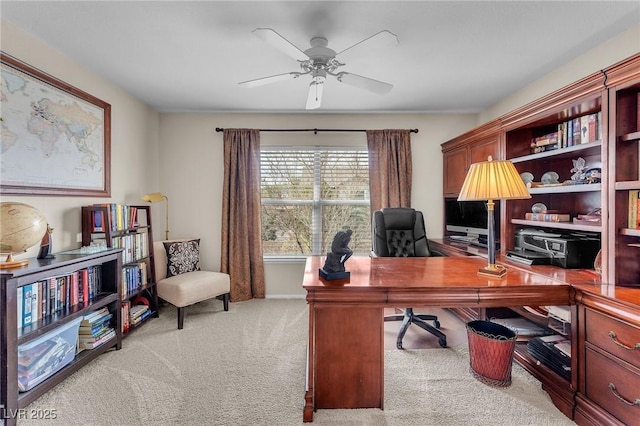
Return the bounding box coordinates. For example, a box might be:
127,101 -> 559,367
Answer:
457,156 -> 530,277
141,192 -> 169,240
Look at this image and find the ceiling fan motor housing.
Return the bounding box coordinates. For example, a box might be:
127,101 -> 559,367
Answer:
303,37 -> 341,73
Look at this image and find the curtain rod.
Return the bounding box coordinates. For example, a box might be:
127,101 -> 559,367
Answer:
215,127 -> 418,134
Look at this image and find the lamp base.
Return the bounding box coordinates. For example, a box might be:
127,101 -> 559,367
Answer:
477,264 -> 507,278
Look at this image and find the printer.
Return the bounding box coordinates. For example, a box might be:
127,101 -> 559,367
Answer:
508,228 -> 600,269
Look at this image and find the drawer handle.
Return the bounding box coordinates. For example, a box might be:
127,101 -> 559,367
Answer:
608,331 -> 640,351
608,383 -> 640,407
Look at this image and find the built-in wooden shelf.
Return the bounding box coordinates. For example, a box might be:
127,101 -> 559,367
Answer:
527,183 -> 601,195
510,140 -> 602,164
511,219 -> 602,233
615,180 -> 640,190
620,228 -> 640,237
620,131 -> 640,142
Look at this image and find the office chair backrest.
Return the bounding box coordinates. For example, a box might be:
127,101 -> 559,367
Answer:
372,208 -> 431,257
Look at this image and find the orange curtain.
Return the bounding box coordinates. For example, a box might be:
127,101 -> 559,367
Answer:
366,129 -> 413,212
221,129 -> 265,301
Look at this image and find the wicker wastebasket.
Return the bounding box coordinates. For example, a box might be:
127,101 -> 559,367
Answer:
466,320 -> 517,387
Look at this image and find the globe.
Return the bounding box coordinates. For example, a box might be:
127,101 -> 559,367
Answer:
0,202 -> 48,268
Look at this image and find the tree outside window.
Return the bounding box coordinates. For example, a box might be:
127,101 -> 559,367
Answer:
261,147 -> 371,257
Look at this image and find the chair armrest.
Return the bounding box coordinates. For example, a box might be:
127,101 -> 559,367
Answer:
430,250 -> 446,257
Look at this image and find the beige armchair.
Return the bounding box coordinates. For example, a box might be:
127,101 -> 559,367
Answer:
154,239 -> 230,329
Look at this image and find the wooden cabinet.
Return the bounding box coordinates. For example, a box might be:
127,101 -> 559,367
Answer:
574,289 -> 640,426
442,120 -> 501,197
81,205 -> 159,335
1,250 -> 122,426
439,53 -> 640,424
501,76 -> 606,265
605,58 -> 640,287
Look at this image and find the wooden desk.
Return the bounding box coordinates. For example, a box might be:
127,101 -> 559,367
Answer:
302,255 -> 572,422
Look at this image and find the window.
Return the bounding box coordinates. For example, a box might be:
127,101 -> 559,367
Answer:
260,147 -> 371,257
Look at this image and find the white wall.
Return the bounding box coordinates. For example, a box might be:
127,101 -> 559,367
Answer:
479,23 -> 640,124
0,20 -> 160,258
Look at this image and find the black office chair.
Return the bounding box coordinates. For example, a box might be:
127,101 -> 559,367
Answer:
371,207 -> 447,349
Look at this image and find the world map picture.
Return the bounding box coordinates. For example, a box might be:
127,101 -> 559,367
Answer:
0,55 -> 110,196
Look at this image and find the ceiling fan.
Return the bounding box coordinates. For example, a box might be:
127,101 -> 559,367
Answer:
238,28 -> 399,110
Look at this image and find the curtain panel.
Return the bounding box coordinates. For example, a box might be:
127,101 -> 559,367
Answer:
366,129 -> 413,212
221,129 -> 265,301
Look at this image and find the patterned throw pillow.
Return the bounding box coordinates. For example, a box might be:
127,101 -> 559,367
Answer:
163,239 -> 201,277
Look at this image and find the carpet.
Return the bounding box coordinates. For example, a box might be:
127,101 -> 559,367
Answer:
18,298 -> 575,426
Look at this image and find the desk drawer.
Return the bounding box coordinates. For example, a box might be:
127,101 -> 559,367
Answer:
584,347 -> 640,425
584,308 -> 640,367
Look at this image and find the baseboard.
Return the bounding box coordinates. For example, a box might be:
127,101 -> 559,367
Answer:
265,294 -> 306,299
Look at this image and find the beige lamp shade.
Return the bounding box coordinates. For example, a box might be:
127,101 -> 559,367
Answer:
458,157 -> 531,202
141,192 -> 167,203
141,192 -> 169,239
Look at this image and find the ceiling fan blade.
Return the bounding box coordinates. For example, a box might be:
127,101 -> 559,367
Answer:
238,72 -> 300,88
336,72 -> 393,95
335,30 -> 399,58
252,28 -> 309,62
306,81 -> 324,110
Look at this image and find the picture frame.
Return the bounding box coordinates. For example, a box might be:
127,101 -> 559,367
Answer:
0,52 -> 111,197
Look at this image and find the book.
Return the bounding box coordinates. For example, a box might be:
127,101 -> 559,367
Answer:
22,284 -> 33,327
82,329 -> 116,350
530,143 -> 558,154
30,283 -> 39,325
81,307 -> 110,324
531,132 -> 558,147
17,286 -> 23,329
525,212 -> 570,222
629,190 -> 639,229
572,118 -> 582,145
79,324 -> 113,339
580,115 -> 591,143
92,209 -> 104,232
129,304 -> 149,320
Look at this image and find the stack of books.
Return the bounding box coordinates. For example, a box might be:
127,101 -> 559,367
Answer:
527,335 -> 571,381
129,304 -> 151,326
78,308 -> 116,350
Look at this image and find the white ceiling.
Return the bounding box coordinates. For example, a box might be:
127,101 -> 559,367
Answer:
2,1 -> 639,114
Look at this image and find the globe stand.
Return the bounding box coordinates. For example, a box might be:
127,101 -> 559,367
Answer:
0,253 -> 29,269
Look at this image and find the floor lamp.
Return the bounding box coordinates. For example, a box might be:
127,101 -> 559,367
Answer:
457,156 -> 530,278
141,192 -> 169,240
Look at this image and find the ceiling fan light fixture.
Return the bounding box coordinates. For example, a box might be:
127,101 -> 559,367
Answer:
306,79 -> 324,110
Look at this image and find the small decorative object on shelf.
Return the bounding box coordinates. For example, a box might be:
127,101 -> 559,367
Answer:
541,171 -> 559,185
584,168 -> 601,183
531,203 -> 547,213
319,229 -> 353,280
573,208 -> 602,226
520,172 -> 534,187
570,157 -> 588,183
37,224 -> 55,260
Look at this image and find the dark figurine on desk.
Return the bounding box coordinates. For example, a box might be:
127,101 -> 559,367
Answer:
37,225 -> 55,259
319,229 -> 353,280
